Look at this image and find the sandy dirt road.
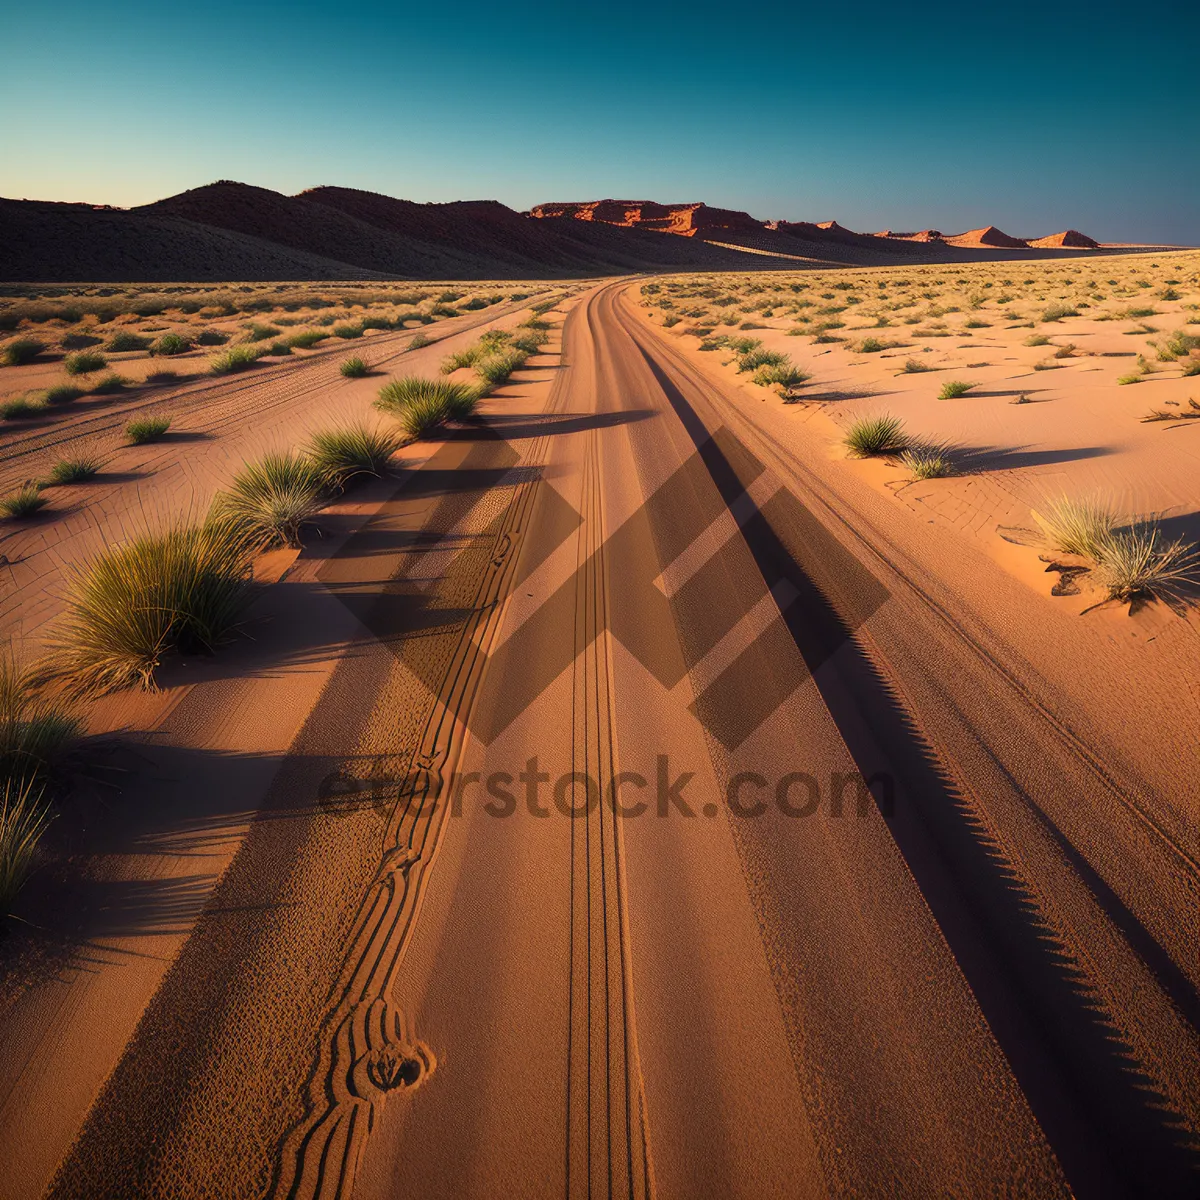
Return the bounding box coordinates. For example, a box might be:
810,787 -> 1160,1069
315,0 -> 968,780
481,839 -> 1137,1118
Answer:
34,281 -> 1200,1198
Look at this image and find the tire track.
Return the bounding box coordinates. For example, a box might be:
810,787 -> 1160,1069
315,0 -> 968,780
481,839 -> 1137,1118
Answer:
271,344 -> 576,1200
564,429 -> 651,1200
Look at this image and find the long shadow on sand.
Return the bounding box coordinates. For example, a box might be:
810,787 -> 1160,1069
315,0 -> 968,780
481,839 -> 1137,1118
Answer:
636,338 -> 1200,1200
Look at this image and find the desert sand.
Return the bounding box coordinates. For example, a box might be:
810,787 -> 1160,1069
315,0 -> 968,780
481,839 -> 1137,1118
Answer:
1,253 -> 1198,1199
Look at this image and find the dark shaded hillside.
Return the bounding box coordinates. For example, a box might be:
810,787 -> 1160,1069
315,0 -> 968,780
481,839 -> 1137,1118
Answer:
1,183 -> 786,282
0,198 -> 396,282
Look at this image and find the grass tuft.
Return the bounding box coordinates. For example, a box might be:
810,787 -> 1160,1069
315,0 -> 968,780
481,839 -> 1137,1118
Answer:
104,332 -> 151,353
938,379 -> 975,399
844,414 -> 908,457
1093,527 -> 1200,606
211,453 -> 326,549
899,443 -> 956,479
0,778 -> 52,919
48,454 -> 103,484
340,356 -> 369,378
150,333 -> 192,357
45,384 -> 84,406
125,416 -> 171,444
375,376 -> 475,437
1032,496 -> 1117,559
64,351 -> 107,375
2,338 -> 46,366
91,373 -> 130,394
47,522 -> 256,693
307,423 -> 404,488
1,484 -> 47,518
209,345 -> 261,375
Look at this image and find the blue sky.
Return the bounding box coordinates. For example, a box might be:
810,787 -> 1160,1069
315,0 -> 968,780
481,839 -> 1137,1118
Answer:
2,1 -> 1196,243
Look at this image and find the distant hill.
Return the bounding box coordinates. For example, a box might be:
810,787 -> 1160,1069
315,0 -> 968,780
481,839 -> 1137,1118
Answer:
1,182 -> 1123,282
0,184 -> 785,282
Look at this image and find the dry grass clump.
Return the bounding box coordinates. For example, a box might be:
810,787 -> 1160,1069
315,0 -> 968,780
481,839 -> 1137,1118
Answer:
753,362 -> 810,391
737,347 -> 787,372
1,396 -> 46,420
47,521 -> 256,693
209,345 -> 262,375
91,373 -> 130,394
307,423 -> 404,488
0,657 -> 80,785
1092,527 -> 1200,605
150,333 -> 192,357
475,348 -> 527,387
1,484 -> 48,518
1032,496 -> 1118,559
852,337 -> 903,353
125,416 -> 171,444
45,384 -> 84,406
64,350 -> 107,375
899,443 -> 956,479
844,414 -> 908,457
900,357 -> 934,373
938,379 -> 976,399
104,332 -> 151,353
1142,398 -> 1200,423
210,452 -> 325,549
375,376 -> 476,437
0,778 -> 52,920
47,455 -> 103,484
1,338 -> 46,366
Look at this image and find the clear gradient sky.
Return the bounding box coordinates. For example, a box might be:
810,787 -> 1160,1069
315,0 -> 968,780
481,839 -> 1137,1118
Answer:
2,1 -> 1196,243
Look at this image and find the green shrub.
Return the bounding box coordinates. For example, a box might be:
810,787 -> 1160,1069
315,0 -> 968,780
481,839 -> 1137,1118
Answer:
307,423 -> 405,487
0,484 -> 47,517
195,329 -> 229,346
264,341 -> 292,357
63,350 -> 106,375
408,333 -> 433,350
104,332 -> 151,353
47,521 -> 256,693
0,778 -> 52,919
125,416 -> 171,443
209,345 -> 261,375
48,455 -> 103,484
844,415 -> 908,457
1116,373 -> 1142,386
1,338 -> 46,366
938,379 -> 975,399
45,384 -> 84,405
340,356 -> 369,378
150,333 -> 192,357
333,323 -> 364,339
244,322 -> 282,342
210,452 -> 325,549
